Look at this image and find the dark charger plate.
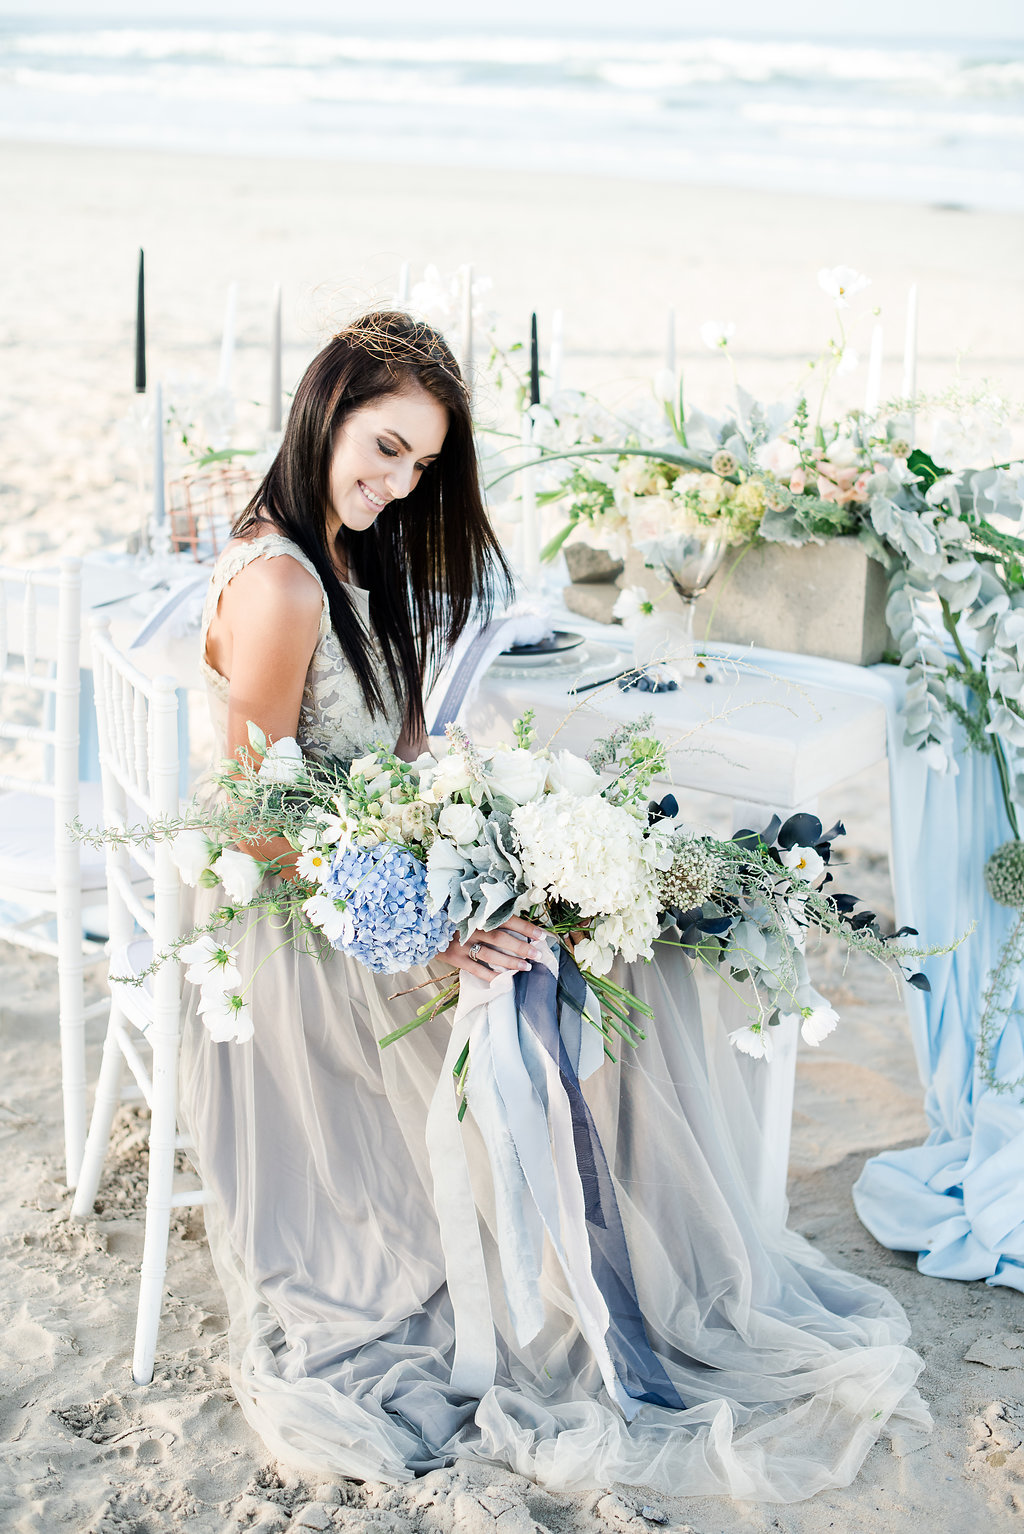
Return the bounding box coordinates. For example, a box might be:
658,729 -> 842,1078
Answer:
502,629 -> 585,657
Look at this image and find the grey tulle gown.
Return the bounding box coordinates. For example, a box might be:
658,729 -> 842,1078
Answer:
179,535 -> 930,1500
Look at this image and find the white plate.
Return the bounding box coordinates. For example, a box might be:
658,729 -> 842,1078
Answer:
487,639 -> 623,682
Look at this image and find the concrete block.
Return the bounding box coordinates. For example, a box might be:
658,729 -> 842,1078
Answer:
617,537 -> 892,666
564,544 -> 624,583
562,582 -> 621,625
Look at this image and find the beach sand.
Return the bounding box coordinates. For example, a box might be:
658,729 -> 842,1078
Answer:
1,143 -> 1023,1531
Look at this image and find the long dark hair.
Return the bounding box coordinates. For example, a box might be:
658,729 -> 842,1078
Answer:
234,310 -> 513,738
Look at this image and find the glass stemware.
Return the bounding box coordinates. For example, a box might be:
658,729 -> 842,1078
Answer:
632,534 -> 729,677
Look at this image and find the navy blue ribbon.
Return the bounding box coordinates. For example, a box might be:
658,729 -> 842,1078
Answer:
514,953 -> 685,1411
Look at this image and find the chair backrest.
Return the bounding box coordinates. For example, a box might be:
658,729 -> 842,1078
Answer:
90,615 -> 181,1034
0,558 -> 81,807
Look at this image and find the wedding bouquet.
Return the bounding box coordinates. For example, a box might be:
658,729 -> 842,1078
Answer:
81,710 -> 940,1068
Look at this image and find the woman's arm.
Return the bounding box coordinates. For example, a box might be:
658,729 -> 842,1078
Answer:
210,552 -> 324,880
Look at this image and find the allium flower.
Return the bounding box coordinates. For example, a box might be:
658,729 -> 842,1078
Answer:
817,266 -> 870,307
710,450 -> 738,478
321,843 -> 455,973
658,836 -> 721,911
197,989 -> 254,1044
985,839 -> 1024,908
212,847 -> 264,904
179,933 -> 241,990
780,844 -> 825,884
700,320 -> 735,351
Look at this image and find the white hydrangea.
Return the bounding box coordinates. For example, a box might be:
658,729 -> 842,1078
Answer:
512,791 -> 653,918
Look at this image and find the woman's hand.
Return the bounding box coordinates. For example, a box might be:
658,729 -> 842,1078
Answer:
443,916 -> 548,982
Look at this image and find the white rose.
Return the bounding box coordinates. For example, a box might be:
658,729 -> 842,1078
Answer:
430,751 -> 473,799
755,438 -> 801,478
485,747 -> 549,805
257,736 -> 306,786
780,844 -> 825,885
212,847 -> 264,904
823,435 -> 859,468
437,802 -> 486,847
545,749 -> 601,797
169,829 -> 215,887
349,753 -> 381,780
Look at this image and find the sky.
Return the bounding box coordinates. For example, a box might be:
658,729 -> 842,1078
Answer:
1,0 -> 1023,43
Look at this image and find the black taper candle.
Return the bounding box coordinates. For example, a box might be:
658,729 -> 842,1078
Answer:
135,248 -> 146,393
529,312 -> 540,407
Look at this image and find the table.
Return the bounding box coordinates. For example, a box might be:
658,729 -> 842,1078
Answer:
463,623 -> 890,1229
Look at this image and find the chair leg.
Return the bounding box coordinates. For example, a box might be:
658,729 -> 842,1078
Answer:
70,1010 -> 125,1219
131,1024 -> 179,1385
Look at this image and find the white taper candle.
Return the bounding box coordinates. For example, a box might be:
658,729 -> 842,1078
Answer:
397,261 -> 410,304
864,322 -> 883,416
269,283 -> 282,435
520,408 -> 539,586
665,308 -> 676,374
152,380 -> 165,529
218,280 -> 238,392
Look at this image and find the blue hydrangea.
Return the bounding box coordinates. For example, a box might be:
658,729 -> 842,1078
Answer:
323,842 -> 455,974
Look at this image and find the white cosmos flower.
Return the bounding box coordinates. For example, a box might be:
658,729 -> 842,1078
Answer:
257,736 -> 306,785
798,1001 -> 840,1046
197,989 -> 254,1044
212,847 -> 264,905
817,266 -> 870,307
349,753 -> 381,780
780,844 -> 825,884
729,1024 -> 774,1061
296,847 -> 332,885
179,933 -> 241,991
700,320 -> 736,351
612,586 -> 651,624
169,829 -> 215,887
303,892 -> 353,943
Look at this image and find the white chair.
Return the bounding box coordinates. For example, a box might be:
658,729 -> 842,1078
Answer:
71,616 -> 210,1385
0,558 -> 108,1188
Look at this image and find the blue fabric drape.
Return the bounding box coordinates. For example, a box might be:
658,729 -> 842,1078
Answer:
700,642 -> 1024,1290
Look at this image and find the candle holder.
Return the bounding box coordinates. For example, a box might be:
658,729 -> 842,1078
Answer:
632,533 -> 729,678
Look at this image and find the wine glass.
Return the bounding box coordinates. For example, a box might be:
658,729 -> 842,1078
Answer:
633,533 -> 729,677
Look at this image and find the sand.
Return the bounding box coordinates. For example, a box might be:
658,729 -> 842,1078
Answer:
1,143 -> 1023,1531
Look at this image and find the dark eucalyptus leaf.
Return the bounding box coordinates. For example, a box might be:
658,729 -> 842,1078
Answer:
820,820 -> 846,842
698,916 -> 734,935
758,814 -> 782,846
893,925 -> 920,938
907,971 -> 931,992
830,892 -> 860,913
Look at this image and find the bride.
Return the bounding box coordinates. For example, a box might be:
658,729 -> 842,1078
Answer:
180,309 -> 930,1500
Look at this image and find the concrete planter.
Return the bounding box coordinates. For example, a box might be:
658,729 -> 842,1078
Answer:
562,536 -> 893,667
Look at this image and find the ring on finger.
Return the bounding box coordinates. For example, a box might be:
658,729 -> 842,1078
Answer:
469,942 -> 482,960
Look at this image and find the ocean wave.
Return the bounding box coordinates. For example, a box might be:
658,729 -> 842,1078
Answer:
3,28 -> 1024,98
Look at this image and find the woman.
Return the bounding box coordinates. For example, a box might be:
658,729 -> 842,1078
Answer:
181,310 -> 930,1499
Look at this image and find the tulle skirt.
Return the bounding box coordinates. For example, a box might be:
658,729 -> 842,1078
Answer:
178,883 -> 930,1500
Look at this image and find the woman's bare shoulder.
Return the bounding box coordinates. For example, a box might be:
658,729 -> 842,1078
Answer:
218,533 -> 324,620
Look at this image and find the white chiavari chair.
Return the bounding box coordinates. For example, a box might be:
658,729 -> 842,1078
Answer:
0,558 -> 107,1188
71,615 -> 210,1385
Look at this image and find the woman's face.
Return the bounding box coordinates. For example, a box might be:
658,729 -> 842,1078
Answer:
327,387 -> 449,536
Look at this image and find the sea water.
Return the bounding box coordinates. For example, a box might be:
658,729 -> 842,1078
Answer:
0,17 -> 1022,210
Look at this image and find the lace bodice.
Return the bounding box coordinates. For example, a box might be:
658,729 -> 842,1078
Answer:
199,533 -> 405,763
